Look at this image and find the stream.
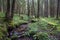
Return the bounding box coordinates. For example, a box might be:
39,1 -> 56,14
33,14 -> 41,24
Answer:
8,23 -> 33,40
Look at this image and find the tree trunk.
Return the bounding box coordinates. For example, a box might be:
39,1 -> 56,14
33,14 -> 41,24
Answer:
0,0 -> 4,12
5,0 -> 10,22
0,0 -> 1,11
5,0 -> 15,37
11,0 -> 15,18
37,0 -> 40,18
5,0 -> 15,22
50,0 -> 55,17
56,0 -> 59,19
48,0 -> 50,17
27,0 -> 30,17
32,0 -> 35,16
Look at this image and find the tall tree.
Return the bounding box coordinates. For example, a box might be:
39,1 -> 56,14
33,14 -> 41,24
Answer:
48,0 -> 50,17
0,0 -> 1,11
27,0 -> 30,16
1,0 -> 4,12
5,0 -> 15,21
5,0 -> 15,37
0,0 -> 4,12
3,0 -> 7,12
50,0 -> 55,17
5,0 -> 10,21
37,0 -> 40,18
43,0 -> 50,17
39,0 -> 43,17
31,0 -> 35,16
11,0 -> 15,18
56,0 -> 59,19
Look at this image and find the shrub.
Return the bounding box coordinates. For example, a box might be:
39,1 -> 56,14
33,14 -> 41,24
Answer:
20,15 -> 29,21
28,23 -> 38,32
33,32 -> 49,40
24,23 -> 39,37
0,24 -> 8,40
0,12 -> 5,17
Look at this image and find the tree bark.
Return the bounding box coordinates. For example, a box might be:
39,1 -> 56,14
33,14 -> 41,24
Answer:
5,0 -> 15,22
56,0 -> 59,19
5,0 -> 10,22
32,0 -> 35,16
11,0 -> 15,18
48,0 -> 50,17
5,0 -> 15,37
27,0 -> 30,16
37,0 -> 40,18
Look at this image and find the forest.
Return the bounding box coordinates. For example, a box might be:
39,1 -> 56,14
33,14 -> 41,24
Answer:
0,0 -> 60,40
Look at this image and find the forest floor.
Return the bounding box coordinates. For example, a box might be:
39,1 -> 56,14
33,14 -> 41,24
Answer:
10,22 -> 60,40
0,13 -> 60,40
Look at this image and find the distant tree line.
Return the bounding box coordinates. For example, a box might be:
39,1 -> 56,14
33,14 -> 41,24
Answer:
0,0 -> 60,19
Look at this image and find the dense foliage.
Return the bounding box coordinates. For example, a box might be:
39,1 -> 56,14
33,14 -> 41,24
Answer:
0,12 -> 60,40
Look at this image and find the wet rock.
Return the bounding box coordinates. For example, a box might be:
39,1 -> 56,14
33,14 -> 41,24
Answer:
9,23 -> 29,38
